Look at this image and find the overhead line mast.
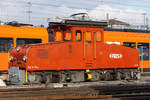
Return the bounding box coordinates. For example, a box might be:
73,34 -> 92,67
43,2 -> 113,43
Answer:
27,2 -> 32,24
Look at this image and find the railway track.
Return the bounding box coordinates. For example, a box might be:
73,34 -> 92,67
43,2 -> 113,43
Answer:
113,93 -> 150,100
90,83 -> 150,95
0,80 -> 150,100
0,86 -> 112,100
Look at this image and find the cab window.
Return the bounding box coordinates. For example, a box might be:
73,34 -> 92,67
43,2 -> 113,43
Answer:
75,30 -> 82,41
85,31 -> 92,43
0,38 -> 13,52
47,28 -> 53,42
96,31 -> 102,41
16,38 -> 41,46
64,30 -> 72,41
55,31 -> 63,42
138,43 -> 149,60
123,42 -> 136,48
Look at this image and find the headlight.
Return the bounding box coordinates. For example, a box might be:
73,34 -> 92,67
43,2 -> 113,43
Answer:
9,56 -> 13,61
23,56 -> 27,61
16,47 -> 20,52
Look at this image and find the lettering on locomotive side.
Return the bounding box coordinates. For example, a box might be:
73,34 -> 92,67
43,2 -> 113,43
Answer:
28,66 -> 39,69
109,53 -> 123,59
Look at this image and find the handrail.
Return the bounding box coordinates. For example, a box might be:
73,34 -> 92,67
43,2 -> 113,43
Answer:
94,32 -> 96,59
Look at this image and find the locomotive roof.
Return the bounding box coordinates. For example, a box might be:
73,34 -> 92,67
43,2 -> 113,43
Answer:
49,20 -> 107,27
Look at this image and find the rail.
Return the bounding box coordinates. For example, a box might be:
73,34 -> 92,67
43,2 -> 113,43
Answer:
0,82 -> 150,99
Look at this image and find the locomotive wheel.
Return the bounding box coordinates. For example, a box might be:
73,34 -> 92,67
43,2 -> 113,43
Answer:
116,71 -> 122,80
124,71 -> 131,80
34,75 -> 42,84
104,71 -> 113,81
132,71 -> 139,80
99,71 -> 104,80
71,72 -> 78,82
134,71 -> 140,80
45,74 -> 52,85
71,71 -> 85,82
60,72 -> 66,82
90,71 -> 100,81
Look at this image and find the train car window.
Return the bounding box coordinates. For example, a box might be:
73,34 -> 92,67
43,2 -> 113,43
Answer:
123,42 -> 136,48
16,38 -> 41,46
85,31 -> 92,43
96,31 -> 102,42
65,31 -> 71,41
55,31 -> 63,42
138,43 -> 149,60
75,30 -> 82,41
0,38 -> 13,52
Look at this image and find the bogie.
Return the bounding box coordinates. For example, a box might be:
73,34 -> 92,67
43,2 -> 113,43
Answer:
9,67 -> 139,85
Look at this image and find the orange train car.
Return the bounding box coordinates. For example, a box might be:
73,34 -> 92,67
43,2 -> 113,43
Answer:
0,23 -> 48,79
104,29 -> 150,71
8,20 -> 140,84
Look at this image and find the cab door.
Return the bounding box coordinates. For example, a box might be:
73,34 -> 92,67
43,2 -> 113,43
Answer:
83,29 -> 103,68
83,30 -> 95,67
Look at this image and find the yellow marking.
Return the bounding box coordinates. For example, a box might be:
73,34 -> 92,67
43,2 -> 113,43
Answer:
86,69 -> 92,80
86,69 -> 90,73
87,74 -> 92,80
25,70 -> 28,83
83,32 -> 86,59
94,32 -> 96,59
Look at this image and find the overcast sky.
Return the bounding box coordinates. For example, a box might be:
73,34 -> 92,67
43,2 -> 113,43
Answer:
0,0 -> 149,26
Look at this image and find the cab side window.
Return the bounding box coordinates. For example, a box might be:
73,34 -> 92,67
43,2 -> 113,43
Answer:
55,31 -> 63,42
85,31 -> 92,43
64,30 -> 72,41
75,30 -> 82,41
96,31 -> 102,42
47,28 -> 53,42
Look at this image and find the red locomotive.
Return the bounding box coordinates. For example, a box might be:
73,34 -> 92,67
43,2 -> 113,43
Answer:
8,19 -> 140,84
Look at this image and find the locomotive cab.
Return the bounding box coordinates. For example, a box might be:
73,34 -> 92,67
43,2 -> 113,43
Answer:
47,20 -> 106,66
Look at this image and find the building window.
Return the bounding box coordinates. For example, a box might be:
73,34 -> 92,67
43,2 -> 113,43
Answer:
16,38 -> 41,46
123,42 -> 136,48
0,38 -> 13,52
96,31 -> 102,42
138,43 -> 149,60
75,30 -> 82,41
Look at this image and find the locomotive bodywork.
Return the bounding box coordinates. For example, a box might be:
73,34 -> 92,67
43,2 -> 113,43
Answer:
8,20 -> 140,84
104,29 -> 150,71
